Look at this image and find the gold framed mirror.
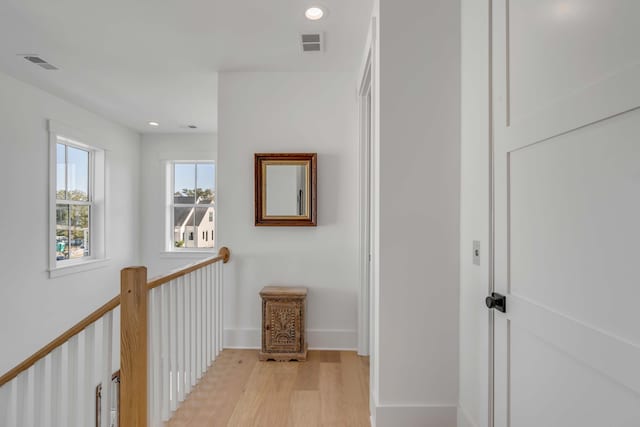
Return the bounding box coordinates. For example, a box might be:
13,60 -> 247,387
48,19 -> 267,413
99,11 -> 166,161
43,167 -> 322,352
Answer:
254,153 -> 317,226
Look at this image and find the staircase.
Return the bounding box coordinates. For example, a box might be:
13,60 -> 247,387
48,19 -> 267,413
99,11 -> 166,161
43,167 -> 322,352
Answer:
0,247 -> 230,427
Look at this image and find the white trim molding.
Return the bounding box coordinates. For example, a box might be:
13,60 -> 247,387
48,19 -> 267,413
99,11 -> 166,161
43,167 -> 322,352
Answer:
48,258 -> 111,278
223,328 -> 357,351
160,250 -> 217,259
373,403 -> 457,427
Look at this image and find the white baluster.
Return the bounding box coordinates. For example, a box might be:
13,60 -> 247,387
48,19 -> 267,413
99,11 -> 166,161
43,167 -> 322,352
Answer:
50,347 -> 62,427
33,358 -> 47,427
204,265 -> 210,367
170,279 -> 178,412
183,273 -> 191,396
161,283 -> 170,421
100,312 -> 113,427
67,335 -> 79,427
213,263 -> 217,357
16,370 -> 29,427
196,268 -> 201,377
177,276 -> 185,404
217,261 -> 222,356
147,287 -> 155,427
0,384 -> 6,427
209,264 -> 213,366
217,264 -> 220,353
1,379 -> 17,427
199,268 -> 205,377
192,271 -> 198,386
83,324 -> 96,427
149,288 -> 162,427
213,263 -> 218,357
202,268 -> 207,373
221,261 -> 224,355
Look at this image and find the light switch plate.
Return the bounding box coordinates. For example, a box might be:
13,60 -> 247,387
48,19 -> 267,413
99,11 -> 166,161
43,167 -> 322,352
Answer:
473,241 -> 480,265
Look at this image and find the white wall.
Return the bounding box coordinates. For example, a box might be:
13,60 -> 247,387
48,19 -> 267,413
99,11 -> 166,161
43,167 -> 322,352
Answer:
217,72 -> 359,350
139,133 -> 217,278
0,71 -> 140,374
458,2 -> 491,426
371,1 -> 461,425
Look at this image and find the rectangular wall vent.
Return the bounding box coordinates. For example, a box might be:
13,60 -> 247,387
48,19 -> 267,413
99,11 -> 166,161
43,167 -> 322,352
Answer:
301,33 -> 323,53
303,43 -> 321,52
23,55 -> 59,70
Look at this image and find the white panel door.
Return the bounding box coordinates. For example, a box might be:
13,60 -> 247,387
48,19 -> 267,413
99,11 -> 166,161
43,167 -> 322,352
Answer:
492,1 -> 640,426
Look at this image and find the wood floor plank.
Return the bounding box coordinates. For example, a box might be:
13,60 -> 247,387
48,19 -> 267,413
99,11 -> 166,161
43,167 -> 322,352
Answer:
340,352 -> 370,427
166,349 -> 257,427
226,361 -> 274,426
289,390 -> 321,427
319,362 -> 344,426
166,349 -> 370,427
317,350 -> 341,363
253,364 -> 298,427
293,351 -> 319,391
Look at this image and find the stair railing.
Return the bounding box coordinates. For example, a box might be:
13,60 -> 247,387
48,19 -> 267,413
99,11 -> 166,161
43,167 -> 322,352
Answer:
0,246 -> 230,427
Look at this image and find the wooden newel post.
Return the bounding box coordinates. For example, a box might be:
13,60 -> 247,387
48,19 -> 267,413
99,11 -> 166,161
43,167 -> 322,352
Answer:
120,267 -> 148,427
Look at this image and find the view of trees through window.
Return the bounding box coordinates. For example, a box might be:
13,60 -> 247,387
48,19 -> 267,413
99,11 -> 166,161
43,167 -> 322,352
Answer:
56,140 -> 91,261
172,162 -> 215,249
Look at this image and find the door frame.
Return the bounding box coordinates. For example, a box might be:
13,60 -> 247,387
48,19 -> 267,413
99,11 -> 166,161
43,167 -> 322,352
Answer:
488,1 -> 496,425
357,48 -> 373,357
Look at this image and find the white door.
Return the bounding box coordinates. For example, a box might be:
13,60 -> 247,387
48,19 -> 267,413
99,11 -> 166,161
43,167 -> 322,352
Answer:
492,1 -> 640,426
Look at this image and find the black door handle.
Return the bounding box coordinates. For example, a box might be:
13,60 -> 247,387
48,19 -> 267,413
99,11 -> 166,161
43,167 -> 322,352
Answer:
485,292 -> 506,313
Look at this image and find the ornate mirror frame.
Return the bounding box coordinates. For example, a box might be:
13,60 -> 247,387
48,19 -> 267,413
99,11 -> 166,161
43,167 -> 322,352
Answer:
254,153 -> 317,227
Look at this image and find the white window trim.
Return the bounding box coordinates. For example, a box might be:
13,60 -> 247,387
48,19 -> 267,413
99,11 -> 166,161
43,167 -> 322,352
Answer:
48,120 -> 109,278
165,160 -> 217,254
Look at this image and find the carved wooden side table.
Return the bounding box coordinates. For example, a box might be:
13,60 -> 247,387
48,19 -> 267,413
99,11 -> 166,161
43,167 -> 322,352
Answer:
259,286 -> 308,361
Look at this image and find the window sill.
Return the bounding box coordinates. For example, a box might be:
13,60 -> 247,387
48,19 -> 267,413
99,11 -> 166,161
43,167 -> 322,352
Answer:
49,258 -> 111,279
160,250 -> 216,259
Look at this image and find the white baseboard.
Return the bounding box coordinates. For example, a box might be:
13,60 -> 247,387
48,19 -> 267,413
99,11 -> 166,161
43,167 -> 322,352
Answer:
224,328 -> 260,349
457,405 -> 478,427
370,391 -> 378,427
223,328 -> 357,350
373,404 -> 457,427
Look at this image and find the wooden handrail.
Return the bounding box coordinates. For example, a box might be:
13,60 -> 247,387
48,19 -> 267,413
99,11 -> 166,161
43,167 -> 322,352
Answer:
0,295 -> 120,387
147,246 -> 231,290
0,246 -> 230,389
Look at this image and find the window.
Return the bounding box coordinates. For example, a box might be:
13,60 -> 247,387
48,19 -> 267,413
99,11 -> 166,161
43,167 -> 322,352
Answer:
49,121 -> 106,277
170,162 -> 215,251
55,141 -> 91,261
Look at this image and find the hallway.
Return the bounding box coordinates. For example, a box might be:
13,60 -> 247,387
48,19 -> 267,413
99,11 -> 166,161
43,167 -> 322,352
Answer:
166,350 -> 370,427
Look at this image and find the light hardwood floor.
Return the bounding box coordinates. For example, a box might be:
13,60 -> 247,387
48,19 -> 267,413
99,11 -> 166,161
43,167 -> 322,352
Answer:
166,350 -> 370,427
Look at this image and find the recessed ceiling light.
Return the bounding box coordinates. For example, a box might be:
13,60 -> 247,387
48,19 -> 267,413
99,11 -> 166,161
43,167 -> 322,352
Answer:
305,7 -> 324,21
148,121 -> 159,127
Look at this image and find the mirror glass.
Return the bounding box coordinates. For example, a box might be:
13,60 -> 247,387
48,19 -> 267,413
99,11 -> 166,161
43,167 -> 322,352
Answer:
264,163 -> 308,217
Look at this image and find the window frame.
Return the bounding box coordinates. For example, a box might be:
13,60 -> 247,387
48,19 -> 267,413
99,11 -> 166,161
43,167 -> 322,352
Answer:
166,160 -> 216,254
48,121 -> 108,277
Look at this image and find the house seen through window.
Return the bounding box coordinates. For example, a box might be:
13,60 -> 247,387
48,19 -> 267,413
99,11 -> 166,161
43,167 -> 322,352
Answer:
55,139 -> 91,262
171,162 -> 215,250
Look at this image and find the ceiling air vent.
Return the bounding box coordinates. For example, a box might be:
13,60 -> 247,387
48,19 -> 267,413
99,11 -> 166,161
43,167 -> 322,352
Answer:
23,55 -> 59,70
301,33 -> 323,53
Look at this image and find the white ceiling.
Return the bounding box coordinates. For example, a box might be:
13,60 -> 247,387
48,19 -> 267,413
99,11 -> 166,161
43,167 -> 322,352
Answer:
0,0 -> 372,133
